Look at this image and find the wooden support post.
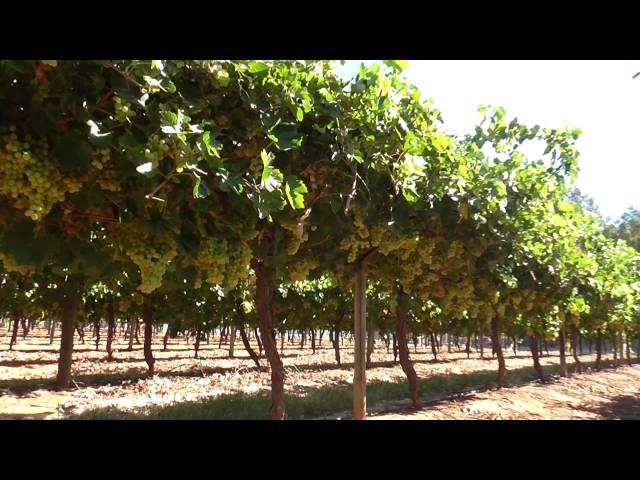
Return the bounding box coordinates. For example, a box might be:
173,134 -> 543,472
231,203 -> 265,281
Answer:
229,326 -> 237,358
353,260 -> 368,420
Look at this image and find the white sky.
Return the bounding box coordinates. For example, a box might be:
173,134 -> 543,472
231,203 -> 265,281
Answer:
338,60 -> 640,220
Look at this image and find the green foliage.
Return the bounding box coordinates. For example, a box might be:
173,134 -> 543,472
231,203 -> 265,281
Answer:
1,60 -> 639,414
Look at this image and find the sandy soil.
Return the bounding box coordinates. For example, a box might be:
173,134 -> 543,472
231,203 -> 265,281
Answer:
370,364 -> 640,420
0,328 -> 636,419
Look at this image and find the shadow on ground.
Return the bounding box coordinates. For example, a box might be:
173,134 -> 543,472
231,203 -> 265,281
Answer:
64,359 -> 635,420
583,394 -> 640,420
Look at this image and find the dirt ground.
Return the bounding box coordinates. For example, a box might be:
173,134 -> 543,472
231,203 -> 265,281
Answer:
0,327 -> 637,419
370,365 -> 640,420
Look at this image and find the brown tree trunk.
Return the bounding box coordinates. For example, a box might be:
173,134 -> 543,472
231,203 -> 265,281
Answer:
311,329 -> 316,354
239,323 -> 262,369
254,327 -> 263,358
543,338 -> 549,357
571,326 -> 582,373
626,334 -> 632,365
619,333 -> 625,365
491,318 -> 506,387
228,326 -> 236,358
106,301 -> 115,361
366,325 -> 375,368
332,314 -> 343,366
76,324 -> 85,345
9,312 -> 20,350
319,329 -> 324,346
252,257 -> 286,420
512,336 -> 517,357
143,306 -> 155,377
616,332 -> 624,365
56,277 -> 83,389
20,317 -> 28,339
194,325 -> 202,359
529,336 -> 544,381
479,329 -> 484,359
613,335 -> 618,364
429,331 -> 438,361
465,335 -> 471,359
135,320 -> 141,345
127,318 -> 136,351
94,316 -> 100,352
163,327 -> 169,351
393,334 -> 399,362
595,333 -> 603,371
218,326 -> 225,349
396,293 -> 420,407
558,326 -> 567,377
49,318 -> 56,345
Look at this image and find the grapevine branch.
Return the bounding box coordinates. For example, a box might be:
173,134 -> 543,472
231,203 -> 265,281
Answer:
344,169 -> 358,215
102,60 -> 147,93
146,175 -> 174,200
356,247 -> 378,266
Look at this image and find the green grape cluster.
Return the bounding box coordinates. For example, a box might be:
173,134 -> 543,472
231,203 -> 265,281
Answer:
305,164 -> 332,191
467,238 -> 487,257
92,149 -> 120,191
338,209 -> 425,263
201,61 -> 231,88
190,238 -> 252,289
122,231 -> 178,294
96,167 -> 120,191
339,209 -> 373,262
132,293 -> 144,306
62,176 -> 83,194
195,238 -> 229,286
215,69 -> 230,88
225,242 -> 252,289
146,134 -> 191,172
440,277 -> 476,317
239,223 -> 259,241
286,258 -> 320,282
339,234 -> 370,263
0,253 -> 35,276
281,221 -> 308,255
144,134 -> 171,166
0,127 -> 82,220
113,96 -> 136,123
91,149 -> 110,171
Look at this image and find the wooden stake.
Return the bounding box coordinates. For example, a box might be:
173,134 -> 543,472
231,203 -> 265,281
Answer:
353,261 -> 367,420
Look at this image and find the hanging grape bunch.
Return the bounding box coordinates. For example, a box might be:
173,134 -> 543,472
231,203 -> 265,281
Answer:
0,126 -> 83,221
118,225 -> 178,294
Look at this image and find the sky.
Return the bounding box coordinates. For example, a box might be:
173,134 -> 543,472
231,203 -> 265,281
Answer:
337,60 -> 640,220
